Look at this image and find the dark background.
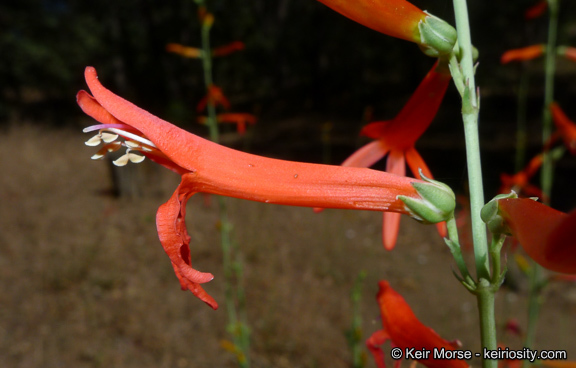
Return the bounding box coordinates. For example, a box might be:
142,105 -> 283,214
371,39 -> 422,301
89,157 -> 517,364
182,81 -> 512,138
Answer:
1,0 -> 576,207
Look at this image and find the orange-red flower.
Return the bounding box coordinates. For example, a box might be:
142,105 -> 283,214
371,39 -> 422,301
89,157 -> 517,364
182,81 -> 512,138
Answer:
525,0 -> 547,20
316,0 -> 424,43
316,0 -> 456,56
550,102 -> 576,154
340,61 -> 451,249
166,43 -> 203,58
367,281 -> 467,368
212,41 -> 245,57
78,67 -> 442,309
501,45 -> 545,64
197,113 -> 256,135
499,154 -> 544,198
560,46 -> 576,63
497,198 -> 576,274
196,84 -> 231,112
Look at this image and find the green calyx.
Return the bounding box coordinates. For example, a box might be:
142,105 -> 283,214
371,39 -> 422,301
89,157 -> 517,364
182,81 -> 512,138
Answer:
398,170 -> 456,224
418,12 -> 458,58
480,191 -> 518,235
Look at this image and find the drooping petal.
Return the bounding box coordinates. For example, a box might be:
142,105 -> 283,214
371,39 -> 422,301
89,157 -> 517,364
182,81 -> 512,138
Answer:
376,281 -> 468,368
156,174 -> 218,309
382,151 -> 405,250
341,140 -> 390,168
366,329 -> 393,368
498,198 -> 576,274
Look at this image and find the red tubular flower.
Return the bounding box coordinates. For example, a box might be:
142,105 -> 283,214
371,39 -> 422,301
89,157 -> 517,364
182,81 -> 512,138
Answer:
212,41 -> 245,57
367,281 -> 467,368
550,102 -> 576,154
78,67 -> 441,309
560,46 -> 576,63
316,0 -> 425,43
166,43 -> 202,58
525,0 -> 548,20
196,84 -> 231,113
500,45 -> 545,64
341,61 -> 451,249
197,113 -> 257,135
498,154 -> 544,199
316,0 -> 456,57
498,198 -> 576,274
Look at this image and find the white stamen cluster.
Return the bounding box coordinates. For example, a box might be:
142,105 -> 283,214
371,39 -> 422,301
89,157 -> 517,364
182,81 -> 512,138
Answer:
84,128 -> 155,167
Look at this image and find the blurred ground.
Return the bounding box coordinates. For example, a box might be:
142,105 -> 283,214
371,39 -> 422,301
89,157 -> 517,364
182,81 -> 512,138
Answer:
1,124 -> 576,368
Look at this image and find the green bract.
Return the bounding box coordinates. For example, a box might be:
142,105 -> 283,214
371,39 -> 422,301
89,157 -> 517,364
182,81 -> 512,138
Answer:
418,12 -> 458,58
480,191 -> 518,235
398,170 -> 456,224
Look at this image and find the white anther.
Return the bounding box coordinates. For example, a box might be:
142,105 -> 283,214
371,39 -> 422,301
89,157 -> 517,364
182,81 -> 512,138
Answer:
125,141 -> 140,148
85,134 -> 103,146
101,132 -> 119,143
112,151 -> 145,166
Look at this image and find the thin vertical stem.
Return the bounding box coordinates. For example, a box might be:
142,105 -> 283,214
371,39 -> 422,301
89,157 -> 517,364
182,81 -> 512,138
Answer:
452,0 -> 490,281
452,1 -> 497,367
541,0 -> 559,202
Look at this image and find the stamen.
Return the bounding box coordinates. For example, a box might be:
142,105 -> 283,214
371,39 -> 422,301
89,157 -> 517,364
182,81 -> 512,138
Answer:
107,128 -> 156,148
113,151 -> 146,166
91,141 -> 122,160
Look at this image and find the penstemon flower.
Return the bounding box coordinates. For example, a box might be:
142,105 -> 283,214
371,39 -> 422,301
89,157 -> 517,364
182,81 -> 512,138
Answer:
499,154 -> 544,199
367,281 -> 468,368
316,0 -> 457,57
339,61 -> 452,249
525,0 -> 548,20
197,113 -> 257,135
78,67 -> 455,309
549,102 -> 576,155
500,45 -> 545,64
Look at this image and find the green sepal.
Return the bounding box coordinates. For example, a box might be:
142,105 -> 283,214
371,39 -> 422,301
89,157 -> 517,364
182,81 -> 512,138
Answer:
418,12 -> 458,58
480,191 -> 518,235
398,170 -> 456,224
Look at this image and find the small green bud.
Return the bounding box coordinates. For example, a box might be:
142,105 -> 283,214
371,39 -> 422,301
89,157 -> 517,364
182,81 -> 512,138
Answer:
398,170 -> 456,223
480,191 -> 518,234
418,12 -> 458,58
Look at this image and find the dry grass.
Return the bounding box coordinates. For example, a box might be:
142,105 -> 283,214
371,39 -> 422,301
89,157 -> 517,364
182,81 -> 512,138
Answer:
1,124 -> 576,368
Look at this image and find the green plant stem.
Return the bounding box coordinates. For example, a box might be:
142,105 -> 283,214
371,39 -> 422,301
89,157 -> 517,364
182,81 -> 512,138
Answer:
196,3 -> 250,366
523,263 -> 544,368
515,72 -> 529,172
452,1 -> 497,367
540,0 -> 559,201
452,0 -> 490,281
477,280 -> 498,365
